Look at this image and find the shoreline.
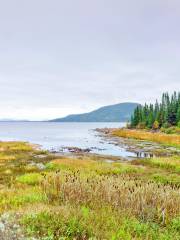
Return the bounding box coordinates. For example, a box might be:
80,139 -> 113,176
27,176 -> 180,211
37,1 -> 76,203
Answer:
96,127 -> 180,157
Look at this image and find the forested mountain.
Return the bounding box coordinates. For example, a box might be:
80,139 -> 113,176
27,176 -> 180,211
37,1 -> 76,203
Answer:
130,92 -> 180,129
50,103 -> 139,122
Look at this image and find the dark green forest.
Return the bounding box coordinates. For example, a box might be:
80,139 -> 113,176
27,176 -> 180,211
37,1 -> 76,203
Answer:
130,92 -> 180,129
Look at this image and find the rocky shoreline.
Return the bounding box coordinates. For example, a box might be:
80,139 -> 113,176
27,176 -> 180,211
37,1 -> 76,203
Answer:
96,127 -> 180,158
47,127 -> 180,159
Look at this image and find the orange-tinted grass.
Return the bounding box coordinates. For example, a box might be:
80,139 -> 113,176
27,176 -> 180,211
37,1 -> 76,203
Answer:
112,129 -> 180,147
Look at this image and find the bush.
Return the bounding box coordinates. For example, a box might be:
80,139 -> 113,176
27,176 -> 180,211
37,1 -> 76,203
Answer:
136,122 -> 146,129
152,121 -> 159,130
161,127 -> 180,135
126,122 -> 132,129
162,122 -> 171,129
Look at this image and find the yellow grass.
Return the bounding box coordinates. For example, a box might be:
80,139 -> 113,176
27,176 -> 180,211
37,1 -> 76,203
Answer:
47,157 -> 138,175
112,128 -> 180,147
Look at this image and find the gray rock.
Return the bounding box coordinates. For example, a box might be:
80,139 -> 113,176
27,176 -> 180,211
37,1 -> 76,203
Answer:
0,222 -> 5,232
29,162 -> 46,170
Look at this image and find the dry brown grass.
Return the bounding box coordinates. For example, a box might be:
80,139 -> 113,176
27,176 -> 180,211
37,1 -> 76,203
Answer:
41,170 -> 180,224
112,128 -> 180,147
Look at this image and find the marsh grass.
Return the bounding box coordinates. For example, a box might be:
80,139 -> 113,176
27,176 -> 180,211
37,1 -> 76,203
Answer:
20,204 -> 180,240
46,158 -> 138,176
112,128 -> 180,147
151,173 -> 180,186
0,187 -> 46,213
0,141 -> 179,239
41,168 -> 180,224
133,156 -> 180,173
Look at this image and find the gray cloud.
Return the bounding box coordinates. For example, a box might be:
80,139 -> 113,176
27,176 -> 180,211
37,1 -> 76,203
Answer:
0,0 -> 179,120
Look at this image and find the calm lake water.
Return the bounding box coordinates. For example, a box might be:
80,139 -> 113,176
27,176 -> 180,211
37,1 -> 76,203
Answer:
0,122 -> 137,158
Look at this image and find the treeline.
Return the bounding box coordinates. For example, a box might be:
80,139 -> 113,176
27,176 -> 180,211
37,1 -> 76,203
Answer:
130,92 -> 180,129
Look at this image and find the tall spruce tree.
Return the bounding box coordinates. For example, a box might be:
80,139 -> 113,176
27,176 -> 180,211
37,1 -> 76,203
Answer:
130,91 -> 180,129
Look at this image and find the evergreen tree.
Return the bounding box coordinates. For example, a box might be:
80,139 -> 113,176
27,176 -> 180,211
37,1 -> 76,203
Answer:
130,91 -> 180,129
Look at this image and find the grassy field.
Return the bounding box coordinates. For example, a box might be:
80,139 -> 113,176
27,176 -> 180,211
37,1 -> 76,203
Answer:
112,128 -> 180,148
0,141 -> 180,239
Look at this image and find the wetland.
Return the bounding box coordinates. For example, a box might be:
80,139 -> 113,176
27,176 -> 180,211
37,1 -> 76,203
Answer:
0,123 -> 180,239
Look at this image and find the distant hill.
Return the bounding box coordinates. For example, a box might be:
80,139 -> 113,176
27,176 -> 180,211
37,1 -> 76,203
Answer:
50,102 -> 140,122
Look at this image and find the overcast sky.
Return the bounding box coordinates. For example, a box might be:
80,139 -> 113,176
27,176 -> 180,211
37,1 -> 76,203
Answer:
0,0 -> 179,120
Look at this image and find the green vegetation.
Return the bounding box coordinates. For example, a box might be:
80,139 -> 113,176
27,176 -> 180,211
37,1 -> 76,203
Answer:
0,141 -> 179,239
16,172 -> 43,185
132,156 -> 180,173
130,92 -> 180,130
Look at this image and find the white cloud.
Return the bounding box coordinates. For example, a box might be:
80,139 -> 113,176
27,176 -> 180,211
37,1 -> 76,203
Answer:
0,0 -> 179,120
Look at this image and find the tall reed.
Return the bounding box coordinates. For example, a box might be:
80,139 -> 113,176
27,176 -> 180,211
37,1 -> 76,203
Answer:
41,171 -> 180,224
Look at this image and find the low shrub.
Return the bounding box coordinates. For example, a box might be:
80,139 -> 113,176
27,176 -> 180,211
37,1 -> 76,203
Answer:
16,173 -> 43,185
21,211 -> 93,240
